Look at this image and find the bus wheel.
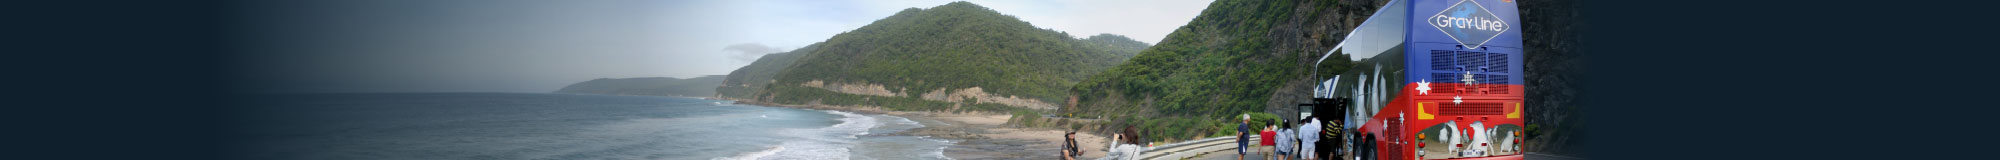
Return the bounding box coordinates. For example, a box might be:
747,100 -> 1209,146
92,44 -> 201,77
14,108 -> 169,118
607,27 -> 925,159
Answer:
1362,136 -> 1377,160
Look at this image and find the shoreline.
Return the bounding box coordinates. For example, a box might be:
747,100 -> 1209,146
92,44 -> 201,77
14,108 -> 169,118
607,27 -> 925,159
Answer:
731,100 -> 1110,159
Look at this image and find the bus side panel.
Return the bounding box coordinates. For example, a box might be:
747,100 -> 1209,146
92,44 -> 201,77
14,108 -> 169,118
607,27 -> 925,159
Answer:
1357,88 -> 1413,160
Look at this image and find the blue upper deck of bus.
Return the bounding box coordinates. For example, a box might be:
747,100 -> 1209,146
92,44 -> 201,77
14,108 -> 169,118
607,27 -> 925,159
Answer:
1316,0 -> 1522,88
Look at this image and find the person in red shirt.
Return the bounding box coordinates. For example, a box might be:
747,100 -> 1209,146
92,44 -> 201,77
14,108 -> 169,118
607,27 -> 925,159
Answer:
1261,120 -> 1277,158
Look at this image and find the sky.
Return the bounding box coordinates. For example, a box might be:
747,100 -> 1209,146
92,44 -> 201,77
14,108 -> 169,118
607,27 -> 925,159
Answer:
237,0 -> 1214,93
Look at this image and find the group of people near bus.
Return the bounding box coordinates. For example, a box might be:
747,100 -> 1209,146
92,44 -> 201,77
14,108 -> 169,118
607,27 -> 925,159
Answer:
1240,114 -> 1331,160
1056,113 -> 1336,160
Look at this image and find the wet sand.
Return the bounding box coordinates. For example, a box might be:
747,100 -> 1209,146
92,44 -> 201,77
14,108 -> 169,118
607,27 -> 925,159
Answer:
735,101 -> 1107,159
887,111 -> 1110,160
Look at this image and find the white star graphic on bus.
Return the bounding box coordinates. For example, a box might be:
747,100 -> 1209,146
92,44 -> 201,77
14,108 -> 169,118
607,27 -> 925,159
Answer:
1416,79 -> 1431,95
1462,71 -> 1477,85
1453,95 -> 1463,104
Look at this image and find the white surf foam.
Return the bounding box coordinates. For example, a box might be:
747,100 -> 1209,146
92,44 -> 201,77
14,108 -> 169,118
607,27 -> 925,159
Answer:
712,146 -> 783,160
919,135 -> 956,160
932,146 -> 955,160
753,110 -> 880,160
823,110 -> 878,139
890,115 -> 923,127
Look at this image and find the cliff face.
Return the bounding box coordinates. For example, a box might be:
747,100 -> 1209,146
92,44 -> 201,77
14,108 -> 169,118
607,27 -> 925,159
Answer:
1265,0 -> 1391,120
1519,0 -> 1586,155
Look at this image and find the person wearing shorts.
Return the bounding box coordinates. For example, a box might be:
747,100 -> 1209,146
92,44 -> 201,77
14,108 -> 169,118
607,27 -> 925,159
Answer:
1237,114 -> 1250,160
1301,117 -> 1321,160
1276,120 -> 1293,160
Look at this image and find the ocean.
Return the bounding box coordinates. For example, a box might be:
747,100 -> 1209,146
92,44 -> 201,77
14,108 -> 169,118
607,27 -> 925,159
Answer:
226,93 -> 952,160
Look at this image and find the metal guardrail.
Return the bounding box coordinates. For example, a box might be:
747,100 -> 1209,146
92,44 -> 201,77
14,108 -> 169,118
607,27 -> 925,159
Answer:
1134,135 -> 1254,160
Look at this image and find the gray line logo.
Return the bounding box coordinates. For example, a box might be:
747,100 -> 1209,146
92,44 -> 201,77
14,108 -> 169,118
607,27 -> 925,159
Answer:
1428,0 -> 1508,49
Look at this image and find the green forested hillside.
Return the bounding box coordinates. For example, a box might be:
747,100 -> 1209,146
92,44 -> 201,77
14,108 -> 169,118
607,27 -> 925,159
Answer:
556,75 -> 726,97
716,43 -> 820,99
1065,0 -> 1384,142
724,2 -> 1148,111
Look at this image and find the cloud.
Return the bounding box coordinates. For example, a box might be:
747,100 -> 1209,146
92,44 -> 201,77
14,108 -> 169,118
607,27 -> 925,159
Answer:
723,43 -> 784,62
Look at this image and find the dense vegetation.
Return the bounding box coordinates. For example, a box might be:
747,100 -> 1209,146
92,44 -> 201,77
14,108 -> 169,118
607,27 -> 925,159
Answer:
761,84 -> 1022,112
716,43 -> 820,99
770,2 -> 1146,104
1071,0 -> 1305,116
555,75 -> 725,97
1063,0 -> 1379,143
725,2 -> 1147,111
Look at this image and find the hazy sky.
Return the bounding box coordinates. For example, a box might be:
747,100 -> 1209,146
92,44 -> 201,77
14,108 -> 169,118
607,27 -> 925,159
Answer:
238,0 -> 1213,93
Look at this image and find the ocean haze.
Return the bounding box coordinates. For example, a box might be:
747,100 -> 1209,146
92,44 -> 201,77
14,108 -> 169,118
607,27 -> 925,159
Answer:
235,0 -> 726,93
231,0 -> 1213,93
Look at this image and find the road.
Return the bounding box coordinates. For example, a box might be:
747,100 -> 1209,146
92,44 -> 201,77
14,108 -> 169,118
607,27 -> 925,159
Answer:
1524,152 -> 1585,160
1187,153 -> 1579,160
1174,145 -> 1585,160
1135,134 -> 1584,160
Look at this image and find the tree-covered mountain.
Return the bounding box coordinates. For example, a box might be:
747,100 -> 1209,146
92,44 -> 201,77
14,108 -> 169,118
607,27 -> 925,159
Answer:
1064,0 -> 1390,142
716,43 -> 820,99
556,75 -> 726,97
719,1 -> 1148,112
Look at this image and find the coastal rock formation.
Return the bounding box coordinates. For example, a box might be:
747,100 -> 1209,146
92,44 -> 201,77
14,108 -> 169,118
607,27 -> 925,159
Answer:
920,87 -> 1059,110
801,80 -> 902,97
790,81 -> 1056,110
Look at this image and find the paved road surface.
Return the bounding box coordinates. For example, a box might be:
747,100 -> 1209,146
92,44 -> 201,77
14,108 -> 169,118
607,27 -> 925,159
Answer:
1524,152 -> 1585,160
1180,149 -> 1584,160
1141,134 -> 1584,160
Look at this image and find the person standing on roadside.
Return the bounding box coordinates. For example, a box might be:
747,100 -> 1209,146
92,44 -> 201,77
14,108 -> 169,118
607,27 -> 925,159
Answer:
1276,120 -> 1293,160
1262,120 -> 1276,158
1300,116 -> 1320,160
1237,114 -> 1250,160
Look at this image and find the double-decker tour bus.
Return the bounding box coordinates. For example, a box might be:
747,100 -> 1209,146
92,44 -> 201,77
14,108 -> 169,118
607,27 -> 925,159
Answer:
1304,0 -> 1524,159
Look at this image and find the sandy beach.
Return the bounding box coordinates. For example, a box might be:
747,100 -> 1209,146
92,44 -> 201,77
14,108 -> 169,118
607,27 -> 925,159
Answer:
891,111 -> 1111,160
736,100 -> 1106,159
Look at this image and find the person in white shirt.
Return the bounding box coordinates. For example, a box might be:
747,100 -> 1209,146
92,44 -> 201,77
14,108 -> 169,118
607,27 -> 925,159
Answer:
1098,126 -> 1145,160
1299,117 -> 1320,160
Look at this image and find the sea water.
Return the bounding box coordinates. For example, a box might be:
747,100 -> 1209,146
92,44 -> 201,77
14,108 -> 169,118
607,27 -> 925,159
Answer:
227,93 -> 951,160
